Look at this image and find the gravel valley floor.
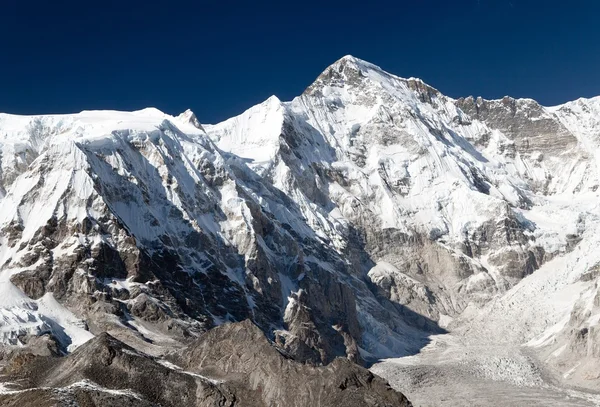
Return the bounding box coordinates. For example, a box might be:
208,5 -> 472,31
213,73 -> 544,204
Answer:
371,334 -> 600,407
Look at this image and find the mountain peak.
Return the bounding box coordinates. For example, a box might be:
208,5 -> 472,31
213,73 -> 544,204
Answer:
204,94 -> 286,171
177,108 -> 203,130
333,54 -> 380,70
303,55 -> 372,95
306,55 -> 440,102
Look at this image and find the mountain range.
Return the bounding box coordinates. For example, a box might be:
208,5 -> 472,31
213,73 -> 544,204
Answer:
1,55 -> 599,406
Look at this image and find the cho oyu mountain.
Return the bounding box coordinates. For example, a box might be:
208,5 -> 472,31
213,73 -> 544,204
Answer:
0,55 -> 599,405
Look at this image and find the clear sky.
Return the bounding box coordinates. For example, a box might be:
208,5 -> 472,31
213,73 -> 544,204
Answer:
1,0 -> 599,123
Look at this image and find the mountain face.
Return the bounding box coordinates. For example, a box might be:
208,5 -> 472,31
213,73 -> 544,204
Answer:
1,55 -> 600,403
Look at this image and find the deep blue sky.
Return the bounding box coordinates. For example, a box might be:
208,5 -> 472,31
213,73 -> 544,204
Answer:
1,0 -> 599,123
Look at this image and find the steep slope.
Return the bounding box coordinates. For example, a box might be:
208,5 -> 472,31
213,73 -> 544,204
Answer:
0,104 -> 435,366
206,56 -> 581,328
206,56 -> 600,392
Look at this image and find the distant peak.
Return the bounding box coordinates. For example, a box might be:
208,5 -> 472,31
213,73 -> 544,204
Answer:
177,109 -> 203,130
303,56 -> 372,95
133,107 -> 166,116
305,55 -> 444,104
338,54 -> 361,63
331,54 -> 381,71
263,95 -> 282,106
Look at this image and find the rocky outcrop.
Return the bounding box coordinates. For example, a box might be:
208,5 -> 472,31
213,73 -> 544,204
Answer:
0,321 -> 411,407
455,95 -> 596,194
455,96 -> 578,155
0,332 -> 236,406
177,320 -> 412,407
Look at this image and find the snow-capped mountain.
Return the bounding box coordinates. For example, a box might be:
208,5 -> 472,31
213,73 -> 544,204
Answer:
1,55 -> 600,403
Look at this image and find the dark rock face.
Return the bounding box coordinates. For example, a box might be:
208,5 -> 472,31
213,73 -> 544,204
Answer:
455,96 -> 588,194
1,333 -> 221,406
455,96 -> 578,156
177,320 -> 412,407
0,321 -> 411,407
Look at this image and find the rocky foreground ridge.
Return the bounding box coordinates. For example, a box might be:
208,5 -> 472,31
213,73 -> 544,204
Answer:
0,320 -> 409,406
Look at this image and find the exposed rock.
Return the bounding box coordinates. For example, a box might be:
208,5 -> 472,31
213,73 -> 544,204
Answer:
177,320 -> 412,407
0,323 -> 411,407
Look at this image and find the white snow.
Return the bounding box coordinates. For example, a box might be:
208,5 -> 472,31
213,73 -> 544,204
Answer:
0,265 -> 93,350
205,96 -> 285,173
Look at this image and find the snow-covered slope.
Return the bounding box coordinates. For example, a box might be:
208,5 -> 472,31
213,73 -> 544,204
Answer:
204,96 -> 286,174
206,56 -> 595,322
0,104 -> 431,363
205,56 -> 600,388
1,56 -> 600,392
